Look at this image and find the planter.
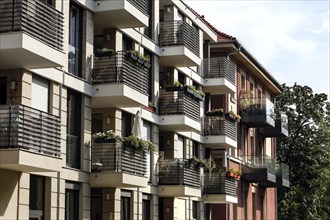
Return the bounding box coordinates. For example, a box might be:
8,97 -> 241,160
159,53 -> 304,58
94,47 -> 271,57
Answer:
137,57 -> 144,65
165,86 -> 183,92
143,61 -> 151,69
225,113 -> 237,122
94,137 -> 117,143
205,111 -> 224,117
92,162 -> 102,172
95,51 -> 114,57
226,171 -> 235,178
183,86 -> 204,101
145,106 -> 156,113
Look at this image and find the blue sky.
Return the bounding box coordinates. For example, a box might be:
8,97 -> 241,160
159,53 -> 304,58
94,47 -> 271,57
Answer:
186,0 -> 330,98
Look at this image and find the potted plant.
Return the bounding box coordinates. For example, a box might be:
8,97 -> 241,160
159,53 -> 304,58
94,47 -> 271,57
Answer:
142,55 -> 151,69
93,130 -> 121,143
165,80 -> 183,92
206,108 -> 224,117
183,85 -> 205,101
226,168 -> 242,180
94,48 -> 114,57
146,101 -> 156,112
225,111 -> 240,122
203,158 -> 218,173
122,135 -> 155,152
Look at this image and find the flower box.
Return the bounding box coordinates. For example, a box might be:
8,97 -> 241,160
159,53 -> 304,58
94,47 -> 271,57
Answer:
225,112 -> 237,122
205,111 -> 224,117
145,106 -> 156,113
183,86 -> 204,101
94,137 -> 117,143
165,86 -> 183,92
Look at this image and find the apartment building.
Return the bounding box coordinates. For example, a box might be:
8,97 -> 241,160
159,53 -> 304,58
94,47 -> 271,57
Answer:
0,0 -> 288,220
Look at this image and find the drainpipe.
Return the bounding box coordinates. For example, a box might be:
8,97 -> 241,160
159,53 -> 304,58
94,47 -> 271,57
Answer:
56,69 -> 64,220
227,44 -> 242,59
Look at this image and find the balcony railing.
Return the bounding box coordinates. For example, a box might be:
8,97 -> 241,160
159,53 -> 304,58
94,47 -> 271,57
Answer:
159,20 -> 200,57
0,0 -> 64,50
202,117 -> 237,141
92,142 -> 147,176
158,91 -> 200,122
0,105 -> 61,157
241,155 -> 276,185
92,51 -> 149,96
158,159 -> 201,188
127,0 -> 149,16
276,163 -> 290,188
259,112 -> 289,137
240,97 -> 275,127
204,172 -> 237,196
203,57 -> 236,85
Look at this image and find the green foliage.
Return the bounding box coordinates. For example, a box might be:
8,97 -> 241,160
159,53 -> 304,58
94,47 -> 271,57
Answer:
122,135 -> 155,152
276,83 -> 330,220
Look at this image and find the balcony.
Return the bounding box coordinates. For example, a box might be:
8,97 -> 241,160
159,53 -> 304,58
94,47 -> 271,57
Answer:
203,57 -> 236,94
242,155 -> 276,187
158,91 -> 201,132
90,142 -> 148,188
92,51 -> 149,108
203,172 -> 238,204
240,97 -> 275,128
275,163 -> 290,188
259,113 -> 289,137
0,105 -> 61,172
159,20 -> 200,67
203,117 -> 237,148
0,0 -> 64,69
94,0 -> 149,29
158,159 -> 201,197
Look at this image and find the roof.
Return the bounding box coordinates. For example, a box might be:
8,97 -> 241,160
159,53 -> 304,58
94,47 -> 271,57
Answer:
190,11 -> 283,93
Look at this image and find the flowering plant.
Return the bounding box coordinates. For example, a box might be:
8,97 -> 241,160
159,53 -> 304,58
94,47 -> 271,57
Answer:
93,130 -> 121,142
148,100 -> 156,108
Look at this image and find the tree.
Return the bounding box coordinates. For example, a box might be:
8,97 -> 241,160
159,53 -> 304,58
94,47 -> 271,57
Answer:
276,83 -> 330,220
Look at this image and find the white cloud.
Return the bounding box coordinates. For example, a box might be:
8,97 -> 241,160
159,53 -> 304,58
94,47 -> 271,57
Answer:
185,0 -> 329,97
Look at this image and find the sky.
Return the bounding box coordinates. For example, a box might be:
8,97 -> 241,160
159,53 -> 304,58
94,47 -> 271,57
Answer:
185,0 -> 330,98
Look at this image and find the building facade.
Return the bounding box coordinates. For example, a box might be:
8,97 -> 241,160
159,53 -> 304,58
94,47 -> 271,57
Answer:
0,0 -> 289,219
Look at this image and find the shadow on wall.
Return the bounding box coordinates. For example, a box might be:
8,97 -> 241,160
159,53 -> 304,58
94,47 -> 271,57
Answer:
0,169 -> 19,217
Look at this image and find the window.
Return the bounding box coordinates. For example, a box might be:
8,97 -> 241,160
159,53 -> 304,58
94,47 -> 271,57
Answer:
142,194 -> 151,220
121,112 -> 132,137
178,71 -> 185,86
66,89 -> 81,169
192,201 -> 198,219
65,182 -> 80,220
68,2 -> 83,77
192,141 -> 199,158
241,75 -> 246,91
32,75 -> 49,112
123,35 -> 133,52
29,175 -> 45,220
177,135 -> 184,159
0,77 -> 7,104
144,49 -> 153,101
91,189 -> 102,220
121,191 -> 131,220
241,125 -> 248,159
92,114 -> 103,134
143,121 -> 152,182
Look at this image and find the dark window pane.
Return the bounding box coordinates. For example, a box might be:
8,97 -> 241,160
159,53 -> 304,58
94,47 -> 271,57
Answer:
29,175 -> 45,220
0,77 -> 7,104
